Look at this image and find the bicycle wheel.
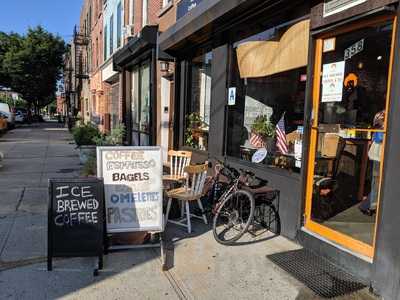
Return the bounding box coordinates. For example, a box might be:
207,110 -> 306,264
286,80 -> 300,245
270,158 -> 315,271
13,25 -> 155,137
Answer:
212,190 -> 255,245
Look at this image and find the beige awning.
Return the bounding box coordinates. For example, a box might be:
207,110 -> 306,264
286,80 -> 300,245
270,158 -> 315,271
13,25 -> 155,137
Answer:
236,19 -> 310,78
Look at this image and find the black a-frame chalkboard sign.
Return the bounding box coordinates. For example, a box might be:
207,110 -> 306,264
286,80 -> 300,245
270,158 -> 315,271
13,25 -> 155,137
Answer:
48,178 -> 105,273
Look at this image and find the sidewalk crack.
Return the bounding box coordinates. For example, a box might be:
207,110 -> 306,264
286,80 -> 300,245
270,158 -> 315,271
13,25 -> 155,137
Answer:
0,187 -> 26,260
15,187 -> 26,211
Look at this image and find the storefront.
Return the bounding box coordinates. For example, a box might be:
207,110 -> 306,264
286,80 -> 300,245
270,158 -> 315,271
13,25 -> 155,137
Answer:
159,0 -> 400,298
113,25 -> 158,146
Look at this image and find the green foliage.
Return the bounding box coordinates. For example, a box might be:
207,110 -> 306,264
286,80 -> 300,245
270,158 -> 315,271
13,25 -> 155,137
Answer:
0,32 -> 22,86
251,115 -> 275,138
81,153 -> 97,177
185,112 -> 208,149
0,94 -> 27,108
94,124 -> 126,146
0,26 -> 66,110
72,123 -> 101,146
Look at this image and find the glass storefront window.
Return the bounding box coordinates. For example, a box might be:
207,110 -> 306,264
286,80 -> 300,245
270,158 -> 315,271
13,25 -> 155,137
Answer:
307,20 -> 393,253
184,51 -> 212,151
226,20 -> 310,172
317,24 -> 390,128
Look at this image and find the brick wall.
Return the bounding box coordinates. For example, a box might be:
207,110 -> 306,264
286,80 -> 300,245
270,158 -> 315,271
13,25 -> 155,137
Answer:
158,0 -> 178,32
90,0 -> 104,72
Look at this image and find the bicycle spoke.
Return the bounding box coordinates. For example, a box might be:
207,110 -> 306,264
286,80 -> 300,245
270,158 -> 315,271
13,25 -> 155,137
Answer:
213,190 -> 255,244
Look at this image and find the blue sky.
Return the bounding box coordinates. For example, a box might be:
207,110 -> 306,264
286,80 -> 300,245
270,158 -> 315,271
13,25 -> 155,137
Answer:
0,0 -> 83,41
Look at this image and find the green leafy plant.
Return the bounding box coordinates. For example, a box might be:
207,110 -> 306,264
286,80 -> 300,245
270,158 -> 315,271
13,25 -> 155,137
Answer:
94,123 -> 126,146
72,123 -> 101,146
185,112 -> 208,149
81,153 -> 96,177
251,115 -> 275,138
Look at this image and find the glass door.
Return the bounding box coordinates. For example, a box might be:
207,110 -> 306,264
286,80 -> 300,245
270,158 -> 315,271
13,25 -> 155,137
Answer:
305,16 -> 396,258
131,61 -> 152,146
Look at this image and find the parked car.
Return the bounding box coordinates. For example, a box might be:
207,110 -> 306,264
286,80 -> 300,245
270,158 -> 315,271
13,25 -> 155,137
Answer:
0,112 -> 7,132
15,108 -> 27,123
0,102 -> 15,129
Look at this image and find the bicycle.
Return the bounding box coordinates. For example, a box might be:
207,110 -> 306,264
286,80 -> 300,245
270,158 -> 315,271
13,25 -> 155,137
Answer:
208,158 -> 280,245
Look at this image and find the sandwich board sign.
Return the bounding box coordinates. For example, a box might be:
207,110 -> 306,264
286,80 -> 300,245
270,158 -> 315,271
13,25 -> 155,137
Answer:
97,146 -> 163,234
47,178 -> 105,272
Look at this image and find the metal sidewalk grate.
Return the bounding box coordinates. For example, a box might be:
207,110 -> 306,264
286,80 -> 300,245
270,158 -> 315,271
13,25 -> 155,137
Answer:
267,249 -> 366,298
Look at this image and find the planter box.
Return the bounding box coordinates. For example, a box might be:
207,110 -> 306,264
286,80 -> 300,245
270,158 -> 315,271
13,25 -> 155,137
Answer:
79,145 -> 96,165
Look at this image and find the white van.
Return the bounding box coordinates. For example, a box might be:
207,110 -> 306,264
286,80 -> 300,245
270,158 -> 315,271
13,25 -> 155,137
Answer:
0,102 -> 15,129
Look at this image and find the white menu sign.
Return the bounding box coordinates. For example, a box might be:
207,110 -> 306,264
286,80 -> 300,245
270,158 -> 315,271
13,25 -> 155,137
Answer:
97,146 -> 163,233
321,61 -> 345,103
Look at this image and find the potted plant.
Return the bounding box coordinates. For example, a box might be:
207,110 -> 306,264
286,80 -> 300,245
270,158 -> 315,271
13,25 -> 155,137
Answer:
80,124 -> 126,177
93,123 -> 126,146
72,123 -> 101,164
185,112 -> 208,149
250,115 -> 276,150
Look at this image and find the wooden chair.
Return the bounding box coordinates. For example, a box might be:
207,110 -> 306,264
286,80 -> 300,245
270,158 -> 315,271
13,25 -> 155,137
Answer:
163,150 -> 192,183
165,163 -> 208,233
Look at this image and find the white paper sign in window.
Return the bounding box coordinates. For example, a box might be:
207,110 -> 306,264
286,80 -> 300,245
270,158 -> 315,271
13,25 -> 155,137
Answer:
321,61 -> 345,103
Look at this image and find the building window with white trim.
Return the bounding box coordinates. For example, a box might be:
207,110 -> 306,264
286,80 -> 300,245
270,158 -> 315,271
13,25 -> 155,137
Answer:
142,0 -> 148,27
162,0 -> 172,8
104,25 -> 108,60
109,14 -> 114,55
117,2 -> 122,48
129,0 -> 134,28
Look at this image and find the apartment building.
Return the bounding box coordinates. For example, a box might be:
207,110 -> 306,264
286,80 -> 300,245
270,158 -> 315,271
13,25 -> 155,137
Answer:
78,0 -> 92,124
100,0 -> 126,132
112,0 -> 178,160
90,0 -> 105,131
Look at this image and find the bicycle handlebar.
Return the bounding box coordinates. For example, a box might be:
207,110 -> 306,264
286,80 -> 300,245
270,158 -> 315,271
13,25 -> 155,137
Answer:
207,156 -> 266,184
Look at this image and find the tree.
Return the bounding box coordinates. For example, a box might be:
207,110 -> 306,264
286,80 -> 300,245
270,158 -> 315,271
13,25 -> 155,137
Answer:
1,26 -> 66,112
0,31 -> 22,86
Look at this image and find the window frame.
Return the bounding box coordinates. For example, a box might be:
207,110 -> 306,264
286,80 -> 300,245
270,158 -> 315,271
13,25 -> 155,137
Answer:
109,14 -> 114,55
225,37 -> 308,174
142,0 -> 148,27
182,50 -> 213,152
117,1 -> 122,48
104,24 -> 108,60
304,15 -> 398,259
162,0 -> 172,8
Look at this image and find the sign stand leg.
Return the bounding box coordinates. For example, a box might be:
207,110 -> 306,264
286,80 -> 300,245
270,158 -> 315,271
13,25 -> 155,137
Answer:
98,254 -> 103,270
160,232 -> 166,271
47,256 -> 52,271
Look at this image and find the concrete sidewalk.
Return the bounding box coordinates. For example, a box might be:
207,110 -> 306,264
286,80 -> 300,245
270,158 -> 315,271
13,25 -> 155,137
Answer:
0,123 -> 376,300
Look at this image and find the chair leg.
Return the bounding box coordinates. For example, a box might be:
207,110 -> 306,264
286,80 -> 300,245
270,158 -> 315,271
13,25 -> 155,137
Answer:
180,200 -> 185,218
197,198 -> 208,225
185,201 -> 191,233
165,198 -> 172,230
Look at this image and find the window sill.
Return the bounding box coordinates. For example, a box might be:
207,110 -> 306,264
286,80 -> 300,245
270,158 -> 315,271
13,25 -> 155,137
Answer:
158,2 -> 173,18
180,146 -> 209,161
226,156 -> 301,180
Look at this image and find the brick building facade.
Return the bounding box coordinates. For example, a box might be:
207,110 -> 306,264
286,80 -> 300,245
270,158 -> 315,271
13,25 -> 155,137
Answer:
89,0 -> 106,131
69,0 -> 180,154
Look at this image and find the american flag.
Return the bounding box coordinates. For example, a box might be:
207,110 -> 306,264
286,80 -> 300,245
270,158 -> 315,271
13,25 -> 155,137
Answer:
276,114 -> 288,154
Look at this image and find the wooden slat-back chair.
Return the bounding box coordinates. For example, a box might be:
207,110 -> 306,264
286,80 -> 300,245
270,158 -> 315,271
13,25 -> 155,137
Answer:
165,163 -> 208,233
163,150 -> 192,183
